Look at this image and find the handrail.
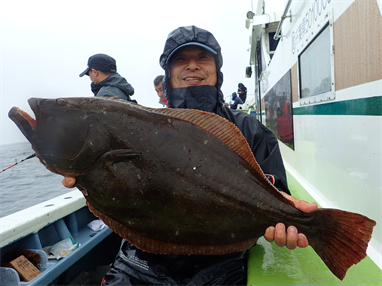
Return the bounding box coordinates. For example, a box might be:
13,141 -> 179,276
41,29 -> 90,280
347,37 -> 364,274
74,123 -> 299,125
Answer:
274,0 -> 293,40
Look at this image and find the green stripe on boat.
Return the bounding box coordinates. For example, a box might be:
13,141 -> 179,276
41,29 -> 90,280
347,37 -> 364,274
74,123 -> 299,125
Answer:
293,96 -> 382,116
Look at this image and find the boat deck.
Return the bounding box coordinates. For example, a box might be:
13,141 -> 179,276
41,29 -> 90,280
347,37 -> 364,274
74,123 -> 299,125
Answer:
247,171 -> 382,285
0,192 -> 121,286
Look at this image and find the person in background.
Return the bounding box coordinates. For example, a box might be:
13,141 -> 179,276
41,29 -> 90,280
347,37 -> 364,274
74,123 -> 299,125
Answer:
63,26 -> 317,285
79,53 -> 136,102
153,75 -> 167,106
230,91 -> 243,110
237,82 -> 247,103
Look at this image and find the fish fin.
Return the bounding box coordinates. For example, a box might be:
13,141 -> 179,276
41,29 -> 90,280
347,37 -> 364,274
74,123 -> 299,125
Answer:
100,149 -> 141,166
309,209 -> 376,280
278,190 -> 299,208
154,108 -> 267,179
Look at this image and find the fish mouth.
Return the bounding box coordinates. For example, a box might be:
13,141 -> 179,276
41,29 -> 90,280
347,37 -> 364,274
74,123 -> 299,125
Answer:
8,106 -> 36,142
8,98 -> 44,142
8,98 -> 88,177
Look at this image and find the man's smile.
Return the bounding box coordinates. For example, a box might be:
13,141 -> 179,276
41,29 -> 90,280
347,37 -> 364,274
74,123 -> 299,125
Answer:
184,77 -> 203,81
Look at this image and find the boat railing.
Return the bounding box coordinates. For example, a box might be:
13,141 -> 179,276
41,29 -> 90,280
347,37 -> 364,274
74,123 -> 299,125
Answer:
0,190 -> 120,285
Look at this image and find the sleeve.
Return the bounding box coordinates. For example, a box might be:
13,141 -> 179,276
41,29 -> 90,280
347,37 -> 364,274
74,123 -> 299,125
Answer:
243,118 -> 290,194
126,82 -> 135,96
219,108 -> 290,194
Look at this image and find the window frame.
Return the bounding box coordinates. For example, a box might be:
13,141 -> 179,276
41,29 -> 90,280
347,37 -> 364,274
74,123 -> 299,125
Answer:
298,20 -> 335,105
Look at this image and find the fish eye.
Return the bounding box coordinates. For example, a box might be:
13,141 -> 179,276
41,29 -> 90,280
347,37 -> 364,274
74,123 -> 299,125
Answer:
56,99 -> 68,106
46,116 -> 55,123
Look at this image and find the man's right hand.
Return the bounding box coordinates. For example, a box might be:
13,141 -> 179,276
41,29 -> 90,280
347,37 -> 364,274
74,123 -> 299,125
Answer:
62,176 -> 76,188
263,193 -> 318,249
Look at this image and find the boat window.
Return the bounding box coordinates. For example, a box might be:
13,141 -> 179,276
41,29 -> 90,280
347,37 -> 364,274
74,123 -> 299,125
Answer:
268,31 -> 279,59
264,70 -> 294,150
298,23 -> 334,104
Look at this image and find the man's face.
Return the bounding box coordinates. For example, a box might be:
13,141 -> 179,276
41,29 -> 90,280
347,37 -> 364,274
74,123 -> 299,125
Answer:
88,68 -> 103,84
88,69 -> 96,83
155,82 -> 164,99
169,46 -> 217,88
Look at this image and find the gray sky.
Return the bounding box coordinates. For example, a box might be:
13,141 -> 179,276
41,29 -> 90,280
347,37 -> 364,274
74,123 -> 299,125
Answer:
0,0 -> 283,146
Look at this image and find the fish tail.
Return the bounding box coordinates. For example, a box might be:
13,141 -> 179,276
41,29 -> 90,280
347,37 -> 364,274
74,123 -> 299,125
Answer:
308,209 -> 376,280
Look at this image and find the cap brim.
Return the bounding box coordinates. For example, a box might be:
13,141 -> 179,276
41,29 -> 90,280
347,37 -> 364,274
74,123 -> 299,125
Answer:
79,67 -> 90,77
166,42 -> 217,64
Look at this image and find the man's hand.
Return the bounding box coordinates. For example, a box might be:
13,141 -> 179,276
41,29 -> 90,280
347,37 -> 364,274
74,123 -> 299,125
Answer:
264,193 -> 318,250
62,176 -> 76,188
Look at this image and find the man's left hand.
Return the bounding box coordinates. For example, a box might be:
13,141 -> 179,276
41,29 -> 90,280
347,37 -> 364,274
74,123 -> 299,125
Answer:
264,193 -> 318,249
62,176 -> 76,188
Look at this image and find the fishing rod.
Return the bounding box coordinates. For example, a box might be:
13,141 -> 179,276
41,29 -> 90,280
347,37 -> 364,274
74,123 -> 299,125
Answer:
0,153 -> 36,174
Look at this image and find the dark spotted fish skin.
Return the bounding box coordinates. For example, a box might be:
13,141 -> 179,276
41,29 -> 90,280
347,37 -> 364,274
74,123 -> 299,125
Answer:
9,97 -> 376,280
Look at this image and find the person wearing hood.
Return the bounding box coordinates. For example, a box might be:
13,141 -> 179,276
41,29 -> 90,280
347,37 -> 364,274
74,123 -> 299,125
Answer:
63,26 -> 317,285
79,53 -> 136,102
237,83 -> 247,103
230,92 -> 243,110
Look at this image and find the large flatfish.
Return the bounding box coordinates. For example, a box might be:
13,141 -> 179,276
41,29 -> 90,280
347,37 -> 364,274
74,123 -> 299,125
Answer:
9,97 -> 376,280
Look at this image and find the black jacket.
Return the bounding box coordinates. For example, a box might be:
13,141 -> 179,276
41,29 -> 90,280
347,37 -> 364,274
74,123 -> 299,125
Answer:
102,26 -> 289,286
238,84 -> 247,103
164,85 -> 289,194
91,73 -> 135,101
102,86 -> 290,286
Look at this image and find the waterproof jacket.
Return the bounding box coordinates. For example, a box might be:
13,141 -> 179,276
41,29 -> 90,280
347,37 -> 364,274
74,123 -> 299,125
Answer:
102,26 -> 290,286
231,92 -> 243,110
165,85 -> 290,194
238,84 -> 247,103
102,86 -> 290,286
91,73 -> 135,101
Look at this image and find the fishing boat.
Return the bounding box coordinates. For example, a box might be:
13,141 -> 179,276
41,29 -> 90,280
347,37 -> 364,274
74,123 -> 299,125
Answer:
244,0 -> 382,284
0,0 -> 381,285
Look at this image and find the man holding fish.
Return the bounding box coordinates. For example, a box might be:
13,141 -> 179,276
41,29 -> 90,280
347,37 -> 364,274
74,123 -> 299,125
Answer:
62,26 -> 317,285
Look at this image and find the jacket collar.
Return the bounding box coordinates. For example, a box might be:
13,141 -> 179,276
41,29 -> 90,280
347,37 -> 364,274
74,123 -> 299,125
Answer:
167,85 -> 219,113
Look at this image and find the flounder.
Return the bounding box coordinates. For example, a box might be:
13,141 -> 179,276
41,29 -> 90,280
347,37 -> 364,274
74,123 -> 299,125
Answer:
9,97 -> 376,280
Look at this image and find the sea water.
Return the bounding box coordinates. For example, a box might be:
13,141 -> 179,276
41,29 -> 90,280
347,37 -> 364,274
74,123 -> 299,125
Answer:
0,141 -> 71,218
